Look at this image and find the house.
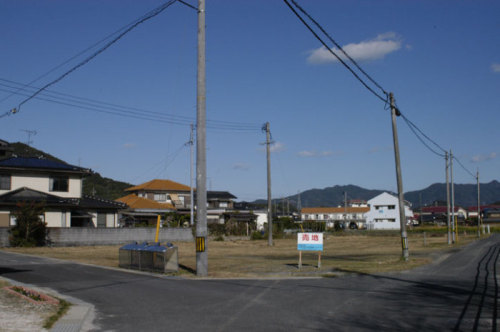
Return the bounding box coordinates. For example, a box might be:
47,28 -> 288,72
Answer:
124,179 -> 193,210
365,192 -> 414,230
420,205 -> 467,224
301,206 -> 370,229
0,155 -> 125,228
115,193 -> 176,226
115,179 -> 239,226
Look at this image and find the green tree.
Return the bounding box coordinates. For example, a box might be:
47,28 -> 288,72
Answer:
9,202 -> 48,247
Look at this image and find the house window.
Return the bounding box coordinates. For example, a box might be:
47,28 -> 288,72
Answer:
388,205 -> 395,210
0,174 -> 10,190
97,213 -> 106,228
154,193 -> 166,201
220,202 -> 228,208
49,176 -> 69,192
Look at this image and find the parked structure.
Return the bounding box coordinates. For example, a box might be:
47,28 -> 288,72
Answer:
0,150 -> 125,228
301,206 -> 370,229
115,179 -> 242,226
419,205 -> 466,225
365,192 -> 414,230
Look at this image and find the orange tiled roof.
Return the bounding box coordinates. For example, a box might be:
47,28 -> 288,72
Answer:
301,207 -> 370,214
116,194 -> 176,210
125,179 -> 191,192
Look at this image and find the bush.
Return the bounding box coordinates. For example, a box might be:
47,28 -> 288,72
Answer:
9,202 -> 48,247
250,231 -> 265,240
208,223 -> 226,236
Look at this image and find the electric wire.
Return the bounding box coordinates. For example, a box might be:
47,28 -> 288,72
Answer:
400,113 -> 446,158
283,0 -> 388,103
2,0 -> 179,119
0,79 -> 261,131
177,0 -> 198,11
0,2 -> 178,106
288,0 -> 388,97
284,0 -> 480,182
453,155 -> 477,180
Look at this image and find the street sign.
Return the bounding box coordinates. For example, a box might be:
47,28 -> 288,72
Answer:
297,232 -> 323,251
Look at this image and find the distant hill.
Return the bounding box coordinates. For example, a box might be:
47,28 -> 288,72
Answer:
7,142 -> 132,200
253,185 -> 389,211
405,181 -> 500,208
254,182 -> 500,210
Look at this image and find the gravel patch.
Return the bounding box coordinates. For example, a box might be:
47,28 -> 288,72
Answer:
0,283 -> 58,332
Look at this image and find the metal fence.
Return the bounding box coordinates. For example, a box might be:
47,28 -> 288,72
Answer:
119,242 -> 178,273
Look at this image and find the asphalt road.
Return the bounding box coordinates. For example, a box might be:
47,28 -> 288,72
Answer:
1,235 -> 499,331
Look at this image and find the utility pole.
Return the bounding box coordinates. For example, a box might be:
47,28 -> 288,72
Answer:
445,152 -> 451,245
450,150 -> 456,244
264,122 -> 273,246
195,0 -> 207,277
477,169 -> 481,238
189,124 -> 194,226
389,93 -> 409,261
343,191 -> 347,225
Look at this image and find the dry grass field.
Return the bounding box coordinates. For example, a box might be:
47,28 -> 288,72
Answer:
3,232 -> 480,278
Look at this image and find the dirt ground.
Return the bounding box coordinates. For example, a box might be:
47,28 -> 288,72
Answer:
3,232 -> 479,278
0,279 -> 59,332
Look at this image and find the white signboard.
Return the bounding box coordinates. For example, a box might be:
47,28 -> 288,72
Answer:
297,232 -> 323,251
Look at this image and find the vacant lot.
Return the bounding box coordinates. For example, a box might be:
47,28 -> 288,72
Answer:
3,231 -> 480,278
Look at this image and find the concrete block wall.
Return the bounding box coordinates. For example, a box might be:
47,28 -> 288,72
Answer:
0,228 -> 9,247
0,227 -> 193,247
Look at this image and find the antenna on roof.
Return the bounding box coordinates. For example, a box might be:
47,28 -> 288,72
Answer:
21,129 -> 37,146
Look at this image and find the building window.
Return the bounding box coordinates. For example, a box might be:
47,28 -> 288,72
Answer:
49,176 -> 69,192
154,193 -> 166,201
220,202 -> 228,208
0,174 -> 11,190
388,205 -> 395,210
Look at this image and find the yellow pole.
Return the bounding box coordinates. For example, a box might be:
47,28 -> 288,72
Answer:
155,215 -> 161,243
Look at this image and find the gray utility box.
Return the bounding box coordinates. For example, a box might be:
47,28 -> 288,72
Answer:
119,242 -> 178,273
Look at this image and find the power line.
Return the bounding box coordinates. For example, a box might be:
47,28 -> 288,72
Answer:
283,0 -> 388,103
453,155 -> 477,180
288,0 -> 388,98
400,113 -> 446,158
2,0 -> 180,119
0,79 -> 261,131
0,2 -> 185,106
284,0 -> 480,181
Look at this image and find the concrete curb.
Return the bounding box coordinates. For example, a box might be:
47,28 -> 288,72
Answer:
50,302 -> 93,332
0,276 -> 95,332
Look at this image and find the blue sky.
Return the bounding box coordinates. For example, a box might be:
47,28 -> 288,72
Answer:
1,0 -> 499,202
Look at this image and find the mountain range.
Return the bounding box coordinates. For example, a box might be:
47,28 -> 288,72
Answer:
269,181 -> 500,210
6,141 -> 500,207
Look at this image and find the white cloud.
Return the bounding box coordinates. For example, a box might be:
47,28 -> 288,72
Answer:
471,152 -> 497,163
259,141 -> 285,153
123,143 -> 136,149
233,163 -> 250,171
298,150 -> 316,157
270,142 -> 285,153
491,63 -> 500,73
307,32 -> 402,65
298,150 -> 336,157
